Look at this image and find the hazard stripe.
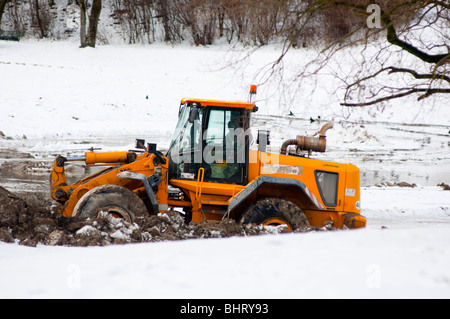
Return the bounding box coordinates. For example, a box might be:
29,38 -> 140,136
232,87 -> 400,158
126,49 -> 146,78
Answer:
305,186 -> 324,209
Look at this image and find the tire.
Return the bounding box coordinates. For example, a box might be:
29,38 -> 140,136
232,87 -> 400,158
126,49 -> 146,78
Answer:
240,197 -> 309,231
73,185 -> 147,223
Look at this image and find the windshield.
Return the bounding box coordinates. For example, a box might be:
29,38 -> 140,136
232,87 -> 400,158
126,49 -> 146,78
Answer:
166,103 -> 250,184
166,104 -> 204,179
166,104 -> 190,156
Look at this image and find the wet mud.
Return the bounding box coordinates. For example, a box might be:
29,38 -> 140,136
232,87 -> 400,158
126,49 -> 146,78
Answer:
0,186 -> 315,247
1,147 -> 447,247
0,148 -> 311,247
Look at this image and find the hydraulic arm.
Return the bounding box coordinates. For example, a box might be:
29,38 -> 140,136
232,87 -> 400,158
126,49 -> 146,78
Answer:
50,149 -> 169,217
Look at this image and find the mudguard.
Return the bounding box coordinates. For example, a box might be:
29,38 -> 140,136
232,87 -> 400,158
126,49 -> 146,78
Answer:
227,175 -> 324,215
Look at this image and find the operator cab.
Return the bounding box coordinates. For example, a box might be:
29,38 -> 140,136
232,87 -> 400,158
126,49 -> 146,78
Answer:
166,99 -> 257,185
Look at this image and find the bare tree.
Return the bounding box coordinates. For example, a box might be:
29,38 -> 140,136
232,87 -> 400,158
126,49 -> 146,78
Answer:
340,1 -> 449,106
171,0 -> 219,46
87,0 -> 101,47
112,0 -> 157,44
79,0 -> 87,47
30,0 -> 52,38
0,0 -> 10,29
262,0 -> 450,107
154,0 -> 174,42
79,0 -> 102,47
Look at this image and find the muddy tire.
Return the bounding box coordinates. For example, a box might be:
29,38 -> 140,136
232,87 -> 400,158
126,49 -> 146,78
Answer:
240,197 -> 309,231
73,185 -> 147,223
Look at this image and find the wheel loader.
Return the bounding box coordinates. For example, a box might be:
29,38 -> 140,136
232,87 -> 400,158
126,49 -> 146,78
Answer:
50,86 -> 366,230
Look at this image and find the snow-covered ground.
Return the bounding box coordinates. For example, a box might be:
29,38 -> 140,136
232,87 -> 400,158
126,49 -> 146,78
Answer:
0,40 -> 449,299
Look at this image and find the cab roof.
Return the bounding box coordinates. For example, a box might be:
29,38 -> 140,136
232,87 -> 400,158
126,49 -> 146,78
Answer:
181,98 -> 257,111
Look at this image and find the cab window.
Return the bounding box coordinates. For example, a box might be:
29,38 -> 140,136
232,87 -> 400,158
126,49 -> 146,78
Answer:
204,108 -> 248,184
315,170 -> 338,207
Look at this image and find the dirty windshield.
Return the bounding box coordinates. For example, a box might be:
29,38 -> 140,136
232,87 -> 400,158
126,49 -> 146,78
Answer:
166,104 -> 204,159
167,104 -> 190,156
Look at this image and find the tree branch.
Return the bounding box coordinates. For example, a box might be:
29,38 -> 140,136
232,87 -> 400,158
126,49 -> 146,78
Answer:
381,7 -> 449,64
341,88 -> 450,107
429,0 -> 450,10
327,1 -> 449,64
388,67 -> 450,84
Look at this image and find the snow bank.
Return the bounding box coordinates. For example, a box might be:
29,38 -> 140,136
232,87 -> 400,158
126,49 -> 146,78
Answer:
1,225 -> 450,299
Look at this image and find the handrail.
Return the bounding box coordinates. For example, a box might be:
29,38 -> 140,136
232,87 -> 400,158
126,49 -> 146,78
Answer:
195,167 -> 205,208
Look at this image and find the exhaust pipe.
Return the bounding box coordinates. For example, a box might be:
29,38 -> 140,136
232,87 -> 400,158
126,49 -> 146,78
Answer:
280,122 -> 333,155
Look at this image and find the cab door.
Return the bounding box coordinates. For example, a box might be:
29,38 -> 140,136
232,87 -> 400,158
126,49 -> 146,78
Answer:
203,107 -> 250,185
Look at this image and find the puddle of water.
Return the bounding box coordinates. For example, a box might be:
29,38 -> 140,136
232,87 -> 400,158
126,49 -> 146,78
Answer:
251,114 -> 450,187
1,118 -> 449,195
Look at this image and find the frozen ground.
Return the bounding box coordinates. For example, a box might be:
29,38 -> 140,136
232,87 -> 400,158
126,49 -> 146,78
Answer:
0,40 -> 449,299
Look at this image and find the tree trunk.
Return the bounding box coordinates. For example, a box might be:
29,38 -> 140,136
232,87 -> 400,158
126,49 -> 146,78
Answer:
0,0 -> 11,30
33,0 -> 46,38
79,0 -> 87,47
87,0 -> 101,47
218,5 -> 224,38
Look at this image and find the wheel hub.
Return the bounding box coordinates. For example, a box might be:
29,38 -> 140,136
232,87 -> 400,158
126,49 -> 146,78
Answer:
95,205 -> 131,223
262,217 -> 293,231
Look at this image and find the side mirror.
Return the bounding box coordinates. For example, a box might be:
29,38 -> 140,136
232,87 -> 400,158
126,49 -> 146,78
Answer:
135,139 -> 146,149
188,107 -> 199,123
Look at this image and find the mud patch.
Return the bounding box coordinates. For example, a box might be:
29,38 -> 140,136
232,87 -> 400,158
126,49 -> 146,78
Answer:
0,186 -> 318,247
0,160 -> 50,177
375,181 -> 417,188
0,148 -> 34,159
